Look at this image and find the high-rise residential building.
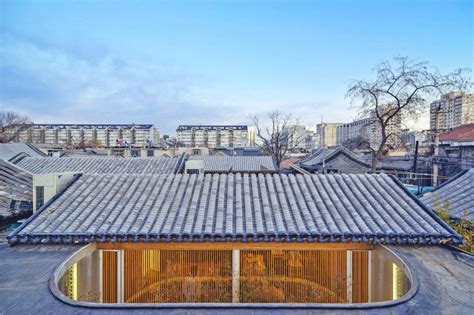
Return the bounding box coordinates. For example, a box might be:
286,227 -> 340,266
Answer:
336,118 -> 371,146
283,125 -> 317,152
176,125 -> 248,148
316,123 -> 342,148
369,105 -> 402,149
430,92 -> 474,131
8,124 -> 160,148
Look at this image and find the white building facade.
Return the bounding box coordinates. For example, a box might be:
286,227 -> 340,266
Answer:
430,92 -> 474,131
176,125 -> 248,148
10,124 -> 160,148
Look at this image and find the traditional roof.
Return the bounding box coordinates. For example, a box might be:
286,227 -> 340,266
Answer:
420,169 -> 474,220
300,147 -> 371,169
8,173 -> 461,245
360,155 -> 430,172
13,155 -> 185,175
0,143 -> 46,161
0,160 -> 33,222
440,124 -> 474,142
188,156 -> 278,173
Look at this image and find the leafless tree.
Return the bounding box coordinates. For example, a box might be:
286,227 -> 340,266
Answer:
347,57 -> 470,170
0,111 -> 33,143
250,110 -> 305,165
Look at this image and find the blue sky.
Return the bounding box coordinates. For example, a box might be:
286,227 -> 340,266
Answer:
0,0 -> 472,134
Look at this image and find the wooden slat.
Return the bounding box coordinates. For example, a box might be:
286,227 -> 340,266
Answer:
102,251 -> 118,303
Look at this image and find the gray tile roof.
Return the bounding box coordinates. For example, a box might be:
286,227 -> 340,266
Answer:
420,169 -> 474,220
13,156 -> 184,175
0,143 -> 46,161
9,173 -> 461,245
0,160 -> 33,221
188,156 -> 277,173
300,147 -> 370,169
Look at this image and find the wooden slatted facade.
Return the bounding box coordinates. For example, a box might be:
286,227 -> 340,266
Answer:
89,247 -> 370,304
101,251 -> 118,303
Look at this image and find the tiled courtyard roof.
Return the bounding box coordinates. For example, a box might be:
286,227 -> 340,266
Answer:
420,169 -> 474,220
13,155 -> 184,175
0,143 -> 46,161
300,147 -> 370,169
9,173 -> 461,245
440,123 -> 474,142
0,160 -> 33,221
188,156 -> 278,173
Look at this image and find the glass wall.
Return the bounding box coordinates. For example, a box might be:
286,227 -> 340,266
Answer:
58,246 -> 411,304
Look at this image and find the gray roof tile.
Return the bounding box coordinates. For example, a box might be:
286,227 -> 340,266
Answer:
420,169 -> 474,220
189,156 -> 277,173
14,156 -> 183,175
9,173 -> 461,245
0,160 -> 33,220
0,143 -> 46,161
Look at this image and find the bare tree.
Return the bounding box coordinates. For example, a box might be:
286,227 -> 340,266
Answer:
347,57 -> 470,170
250,110 -> 305,166
0,111 -> 33,143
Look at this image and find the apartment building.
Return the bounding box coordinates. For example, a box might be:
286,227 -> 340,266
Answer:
316,123 -> 342,148
283,125 -> 317,152
176,125 -> 248,148
369,106 -> 402,149
8,124 -> 160,148
430,92 -> 474,131
336,118 -> 371,146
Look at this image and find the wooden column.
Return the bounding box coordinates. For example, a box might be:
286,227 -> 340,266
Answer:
346,250 -> 353,303
232,249 -> 240,303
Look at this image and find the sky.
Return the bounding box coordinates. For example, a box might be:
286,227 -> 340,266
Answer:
0,0 -> 472,134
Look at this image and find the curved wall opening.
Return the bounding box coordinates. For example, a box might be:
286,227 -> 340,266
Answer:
55,244 -> 412,305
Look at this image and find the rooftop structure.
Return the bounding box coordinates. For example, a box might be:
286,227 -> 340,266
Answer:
299,147 -> 371,173
8,173 -> 461,245
420,169 -> 474,220
0,160 -> 33,223
187,156 -> 278,174
13,156 -> 185,175
0,143 -> 46,161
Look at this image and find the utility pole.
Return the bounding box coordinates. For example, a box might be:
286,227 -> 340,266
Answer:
433,106 -> 440,187
320,116 -> 324,149
413,140 -> 419,187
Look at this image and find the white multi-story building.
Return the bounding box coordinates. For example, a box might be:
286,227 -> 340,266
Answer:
176,125 -> 248,148
430,92 -> 474,131
10,124 -> 160,148
316,123 -> 342,148
369,105 -> 402,149
283,125 -> 317,152
336,118 -> 371,146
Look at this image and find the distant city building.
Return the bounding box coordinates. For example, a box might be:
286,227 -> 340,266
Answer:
316,123 -> 342,148
400,130 -> 427,147
7,124 -> 160,148
430,92 -> 474,131
322,106 -> 402,150
369,105 -> 402,149
336,118 -> 371,146
176,125 -> 248,148
283,125 -> 317,152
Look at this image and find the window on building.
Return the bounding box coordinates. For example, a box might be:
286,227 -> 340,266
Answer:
36,186 -> 45,209
131,149 -> 141,157
112,149 -> 124,157
147,149 -> 154,157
